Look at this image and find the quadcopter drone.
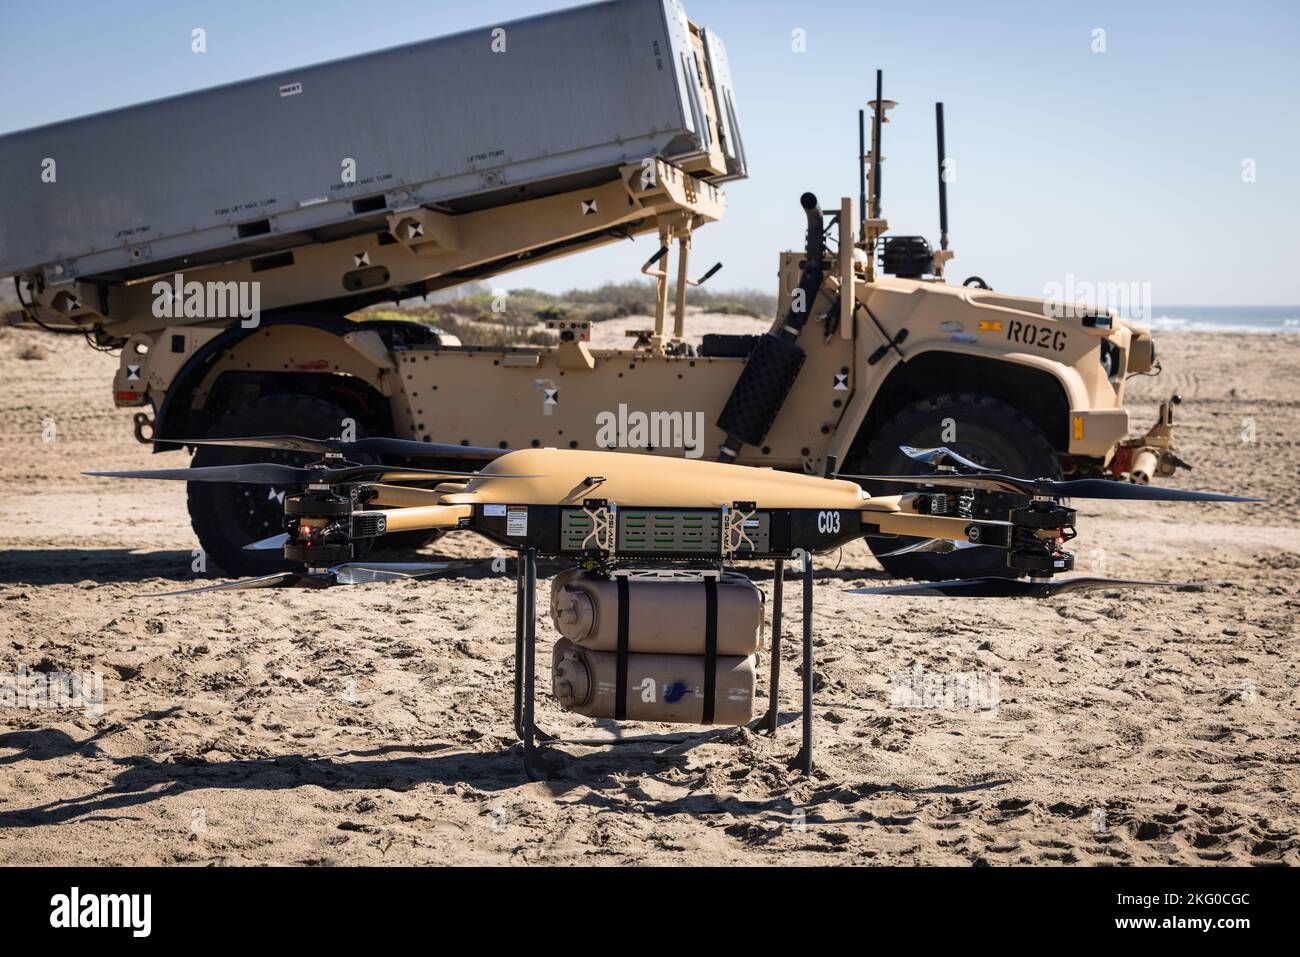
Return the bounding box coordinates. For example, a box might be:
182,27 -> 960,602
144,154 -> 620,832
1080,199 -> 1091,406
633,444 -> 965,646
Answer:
90,436 -> 1260,778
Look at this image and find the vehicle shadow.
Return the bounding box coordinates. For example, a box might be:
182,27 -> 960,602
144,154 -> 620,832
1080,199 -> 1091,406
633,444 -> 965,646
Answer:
0,549 -> 201,585
0,547 -> 554,586
0,547 -> 894,587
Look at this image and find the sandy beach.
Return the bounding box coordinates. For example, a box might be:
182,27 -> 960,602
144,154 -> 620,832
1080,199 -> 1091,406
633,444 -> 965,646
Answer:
0,322 -> 1296,866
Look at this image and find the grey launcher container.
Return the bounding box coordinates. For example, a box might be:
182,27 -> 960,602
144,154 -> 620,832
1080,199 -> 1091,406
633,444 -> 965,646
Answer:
0,0 -> 744,282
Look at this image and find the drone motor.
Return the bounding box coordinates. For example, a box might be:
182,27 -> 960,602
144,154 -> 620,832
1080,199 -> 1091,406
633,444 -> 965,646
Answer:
1006,500 -> 1077,576
283,489 -> 354,566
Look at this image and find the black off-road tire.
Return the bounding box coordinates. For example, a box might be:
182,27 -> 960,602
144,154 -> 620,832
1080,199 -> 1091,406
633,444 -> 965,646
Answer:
187,394 -> 376,576
850,393 -> 1062,581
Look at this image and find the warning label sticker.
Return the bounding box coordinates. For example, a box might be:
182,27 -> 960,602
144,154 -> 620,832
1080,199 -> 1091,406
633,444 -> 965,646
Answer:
506,506 -> 529,537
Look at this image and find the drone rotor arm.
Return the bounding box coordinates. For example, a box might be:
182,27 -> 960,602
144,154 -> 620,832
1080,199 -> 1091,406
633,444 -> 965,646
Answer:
364,483 -> 445,507
863,507 -> 995,541
372,503 -> 474,533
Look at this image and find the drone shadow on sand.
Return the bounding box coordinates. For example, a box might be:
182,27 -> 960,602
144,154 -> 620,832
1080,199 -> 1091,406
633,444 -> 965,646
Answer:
0,715 -> 1007,831
0,726 -> 730,827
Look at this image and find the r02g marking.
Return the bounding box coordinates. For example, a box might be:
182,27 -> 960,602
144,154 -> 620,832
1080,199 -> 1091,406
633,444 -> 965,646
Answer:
1006,319 -> 1067,352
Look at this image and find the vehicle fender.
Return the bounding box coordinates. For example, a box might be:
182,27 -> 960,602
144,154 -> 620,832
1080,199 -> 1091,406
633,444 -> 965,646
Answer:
828,342 -> 1088,464
152,314 -> 400,450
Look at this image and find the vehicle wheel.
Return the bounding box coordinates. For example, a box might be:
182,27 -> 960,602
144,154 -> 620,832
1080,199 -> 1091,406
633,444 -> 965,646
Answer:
849,393 -> 1062,580
187,394 -> 370,576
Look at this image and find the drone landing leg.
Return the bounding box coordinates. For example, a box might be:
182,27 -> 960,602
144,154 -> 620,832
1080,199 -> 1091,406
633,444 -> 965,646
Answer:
764,559 -> 784,736
790,555 -> 814,775
520,547 -> 546,782
513,554 -> 525,739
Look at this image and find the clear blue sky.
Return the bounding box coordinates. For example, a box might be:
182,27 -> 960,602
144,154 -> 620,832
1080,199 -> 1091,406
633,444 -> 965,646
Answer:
2,0 -> 1296,305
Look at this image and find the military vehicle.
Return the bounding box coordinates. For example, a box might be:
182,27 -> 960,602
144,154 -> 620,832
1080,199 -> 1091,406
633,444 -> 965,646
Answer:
2,0 -> 1181,578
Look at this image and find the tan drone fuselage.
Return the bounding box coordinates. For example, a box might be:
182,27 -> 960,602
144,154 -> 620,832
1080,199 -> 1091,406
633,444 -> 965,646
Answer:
454,447 -> 871,508
362,446 -> 977,544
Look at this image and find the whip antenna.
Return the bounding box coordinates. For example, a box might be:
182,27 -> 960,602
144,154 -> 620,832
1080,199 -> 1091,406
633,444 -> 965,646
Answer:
936,101 -> 949,251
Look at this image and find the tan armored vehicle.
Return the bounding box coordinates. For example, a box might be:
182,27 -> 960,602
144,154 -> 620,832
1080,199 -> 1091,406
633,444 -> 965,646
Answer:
2,0 -> 1181,577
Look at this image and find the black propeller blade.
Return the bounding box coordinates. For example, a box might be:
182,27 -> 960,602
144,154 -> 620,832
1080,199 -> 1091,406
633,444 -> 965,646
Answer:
87,463 -> 536,485
176,434 -> 507,460
872,538 -> 987,558
150,561 -> 469,596
151,571 -> 334,595
849,576 -> 1196,598
899,445 -> 998,473
844,471 -> 1263,503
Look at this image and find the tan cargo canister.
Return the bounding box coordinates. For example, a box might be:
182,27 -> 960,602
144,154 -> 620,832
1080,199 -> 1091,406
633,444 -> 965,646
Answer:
549,568 -> 763,656
551,638 -> 757,726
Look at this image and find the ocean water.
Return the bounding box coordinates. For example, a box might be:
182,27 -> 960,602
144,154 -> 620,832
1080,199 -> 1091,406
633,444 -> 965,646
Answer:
1135,306 -> 1300,334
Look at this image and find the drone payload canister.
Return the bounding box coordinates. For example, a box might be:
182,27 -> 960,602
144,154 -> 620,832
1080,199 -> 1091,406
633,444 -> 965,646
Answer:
551,566 -> 764,725
89,438 -> 1261,776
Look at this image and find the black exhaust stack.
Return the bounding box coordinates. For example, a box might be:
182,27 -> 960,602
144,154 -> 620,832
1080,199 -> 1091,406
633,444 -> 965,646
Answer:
715,193 -> 825,461
858,109 -> 867,242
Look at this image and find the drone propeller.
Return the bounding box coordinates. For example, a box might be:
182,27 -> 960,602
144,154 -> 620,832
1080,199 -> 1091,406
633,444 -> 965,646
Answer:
844,470 -> 1262,503
872,537 -> 986,558
87,463 -> 538,485
150,561 -> 470,596
899,445 -> 997,473
848,575 -> 1196,598
244,533 -> 290,551
177,434 -> 506,460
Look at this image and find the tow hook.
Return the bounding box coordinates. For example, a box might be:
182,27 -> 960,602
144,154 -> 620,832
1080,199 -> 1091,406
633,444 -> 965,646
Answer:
1114,393 -> 1190,483
132,411 -> 156,444
1130,445 -> 1191,484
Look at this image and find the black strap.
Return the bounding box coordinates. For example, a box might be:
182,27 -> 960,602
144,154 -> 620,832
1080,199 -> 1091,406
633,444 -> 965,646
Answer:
702,576 -> 718,725
615,576 -> 630,720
